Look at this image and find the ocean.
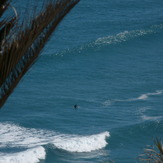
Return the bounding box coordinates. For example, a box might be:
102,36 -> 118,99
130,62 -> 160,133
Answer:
0,0 -> 163,162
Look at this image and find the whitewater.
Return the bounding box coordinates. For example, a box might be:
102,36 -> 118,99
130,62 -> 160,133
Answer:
0,123 -> 109,163
1,0 -> 163,162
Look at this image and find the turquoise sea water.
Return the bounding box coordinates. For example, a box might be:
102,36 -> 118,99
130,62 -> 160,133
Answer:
0,0 -> 163,162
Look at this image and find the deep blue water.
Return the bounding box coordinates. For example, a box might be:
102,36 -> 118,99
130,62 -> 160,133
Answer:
0,0 -> 163,162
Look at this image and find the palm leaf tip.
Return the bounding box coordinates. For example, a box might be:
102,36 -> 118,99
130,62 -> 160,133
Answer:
139,138 -> 163,162
0,0 -> 80,108
0,0 -> 10,17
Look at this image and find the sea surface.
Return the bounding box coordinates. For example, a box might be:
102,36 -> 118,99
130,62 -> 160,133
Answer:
0,0 -> 163,162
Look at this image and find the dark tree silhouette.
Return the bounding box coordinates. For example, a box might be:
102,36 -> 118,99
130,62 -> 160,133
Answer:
0,0 -> 80,108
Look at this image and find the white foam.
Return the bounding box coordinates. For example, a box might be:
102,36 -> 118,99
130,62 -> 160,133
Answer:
95,29 -> 153,45
53,131 -> 110,152
137,90 -> 163,100
0,123 -> 110,162
0,123 -> 52,148
0,146 -> 45,163
102,99 -> 113,106
95,24 -> 163,46
137,94 -> 148,100
138,106 -> 163,122
103,90 -> 163,106
141,115 -> 163,121
127,90 -> 163,101
134,90 -> 162,101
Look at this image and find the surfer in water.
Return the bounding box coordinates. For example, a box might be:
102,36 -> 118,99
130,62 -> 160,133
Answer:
74,104 -> 78,109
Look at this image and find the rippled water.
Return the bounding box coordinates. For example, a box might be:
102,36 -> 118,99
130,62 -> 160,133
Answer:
0,0 -> 163,162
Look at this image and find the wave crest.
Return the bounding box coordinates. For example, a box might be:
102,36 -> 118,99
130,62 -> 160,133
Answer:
48,24 -> 163,57
0,123 -> 110,162
95,24 -> 163,46
53,131 -> 110,152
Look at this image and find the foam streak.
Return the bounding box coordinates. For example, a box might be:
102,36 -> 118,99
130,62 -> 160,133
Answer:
103,90 -> 163,106
95,24 -> 163,46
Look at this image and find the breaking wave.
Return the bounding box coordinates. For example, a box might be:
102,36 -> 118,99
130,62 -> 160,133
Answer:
53,131 -> 110,152
0,123 -> 110,163
103,90 -> 163,106
0,147 -> 45,163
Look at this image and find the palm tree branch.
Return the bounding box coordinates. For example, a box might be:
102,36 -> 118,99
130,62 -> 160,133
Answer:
0,0 -> 80,108
0,0 -> 10,17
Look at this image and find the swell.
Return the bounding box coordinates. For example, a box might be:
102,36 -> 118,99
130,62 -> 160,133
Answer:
111,119 -> 163,148
94,24 -> 163,46
42,23 -> 163,58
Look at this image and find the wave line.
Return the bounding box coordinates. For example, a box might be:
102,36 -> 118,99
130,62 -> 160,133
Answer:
103,90 -> 163,106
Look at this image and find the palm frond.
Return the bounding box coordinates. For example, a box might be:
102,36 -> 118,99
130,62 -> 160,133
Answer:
0,0 -> 80,108
0,0 -> 10,17
139,138 -> 163,163
0,17 -> 16,46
